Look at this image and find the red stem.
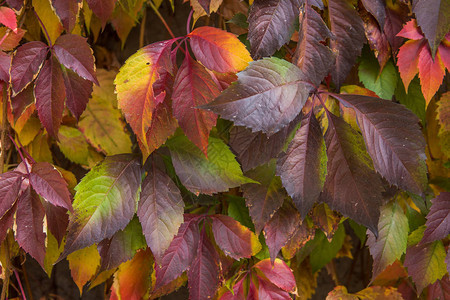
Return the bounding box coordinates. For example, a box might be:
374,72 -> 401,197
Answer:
14,270 -> 26,300
186,9 -> 194,35
32,9 -> 52,46
8,135 -> 30,175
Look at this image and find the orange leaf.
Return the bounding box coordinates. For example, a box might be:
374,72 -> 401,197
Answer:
418,44 -> 446,104
397,39 -> 424,90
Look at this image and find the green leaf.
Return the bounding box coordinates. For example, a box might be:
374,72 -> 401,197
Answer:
394,76 -> 426,124
166,135 -> 255,195
57,125 -> 90,165
226,195 -> 254,231
310,224 -> 345,273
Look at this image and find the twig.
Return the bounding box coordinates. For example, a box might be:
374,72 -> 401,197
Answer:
14,270 -> 27,300
0,83 -> 8,173
139,8 -> 147,48
21,265 -> 33,300
148,1 -> 176,40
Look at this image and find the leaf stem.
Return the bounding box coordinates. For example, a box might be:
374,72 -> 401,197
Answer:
0,83 -> 7,173
186,9 -> 193,35
8,135 -> 30,175
148,1 -> 176,40
14,270 -> 27,300
32,9 -> 52,46
139,8 -> 147,48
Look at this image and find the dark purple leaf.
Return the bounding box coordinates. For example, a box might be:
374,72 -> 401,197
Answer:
29,162 -> 72,211
361,0 -> 385,28
263,202 -> 300,262
293,4 -> 335,86
332,94 -> 427,195
16,186 -> 46,267
421,192 -> 450,244
10,85 -> 34,122
51,0 -> 81,32
86,0 -> 115,28
427,275 -> 450,300
241,162 -> 285,234
188,228 -> 220,300
247,0 -> 301,59
155,216 -> 200,288
321,112 -> 384,235
229,113 -> 301,172
0,51 -> 11,83
201,57 -> 311,136
61,66 -> 93,120
383,2 -> 409,52
328,0 -> 366,88
0,171 -> 23,218
6,0 -> 24,10
198,0 -> 211,14
10,41 -> 48,95
277,111 -> 326,219
54,34 -> 98,84
0,201 -> 16,245
137,163 -> 184,264
44,202 -> 68,246
34,56 -> 66,137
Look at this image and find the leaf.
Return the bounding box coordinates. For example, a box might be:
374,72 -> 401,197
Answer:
166,135 -> 254,195
110,0 -> 144,46
0,201 -> 16,244
15,186 -> 46,267
427,275 -> 450,300
254,258 -> 296,293
413,0 -> 450,56
10,41 -> 48,95
172,54 -> 219,155
211,214 -> 261,260
57,125 -> 90,165
311,203 -> 340,240
361,0 -> 385,28
326,286 -> 358,300
44,202 -> 69,246
328,0 -> 366,88
396,39 -> 424,91
61,66 -> 93,120
277,111 -> 327,219
421,192 -> 450,244
51,0 -> 81,32
293,3 -> 335,86
6,0 -> 23,10
115,39 -> 176,149
188,26 -> 252,73
321,112 -> 384,234
62,155 -> 142,256
417,43 -> 446,104
229,113 -> 301,172
263,202 -> 300,263
86,0 -> 115,28
241,161 -> 285,234
0,171 -> 23,218
361,9 -> 391,71
32,0 -> 63,44
367,201 -> 408,280
310,225 -> 345,273
67,244 -> 100,295
98,217 -> 147,271
137,163 -> 184,264
155,216 -> 200,288
404,240 -> 447,294
202,57 -> 310,136
227,195 -> 254,230
384,0 -> 409,52
110,249 -> 153,300
54,34 -> 98,84
188,229 -> 220,300
257,277 -> 291,300
0,51 -> 10,83
282,220 -> 315,259
394,76 -> 426,124
189,0 -> 223,23
332,94 -> 428,195
0,27 -> 24,51
79,70 -> 132,155
247,0 -> 301,59
0,7 -> 17,31
34,56 -> 66,137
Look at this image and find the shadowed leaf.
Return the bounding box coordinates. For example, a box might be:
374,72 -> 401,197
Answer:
86,0 -> 115,28
51,0 -> 81,32
361,0 -> 385,28
427,275 -> 450,300
421,192 -> 450,244
67,244 -> 100,295
44,202 -> 69,246
0,171 -> 22,218
61,67 -> 93,120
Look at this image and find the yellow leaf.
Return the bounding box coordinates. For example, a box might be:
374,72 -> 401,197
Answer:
16,116 -> 41,146
27,132 -> 53,163
32,0 -> 63,44
44,232 -> 65,276
67,245 -> 100,295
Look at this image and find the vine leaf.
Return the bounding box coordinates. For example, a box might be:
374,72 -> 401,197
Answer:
421,192 -> 450,244
257,277 -> 291,299
0,6 -> 17,31
361,0 -> 385,28
427,275 -> 450,300
332,93 -> 428,195
253,258 -> 297,293
0,51 -> 10,83
137,164 -> 184,264
247,0 -> 301,59
51,0 -> 81,32
367,201 -> 408,280
412,0 -> 450,56
277,111 -> 327,219
166,135 -> 255,195
293,4 -> 335,86
328,0 -> 366,88
188,26 -> 252,73
10,41 -> 48,95
67,245 -> 101,295
86,0 -> 115,28
44,202 -> 69,246
53,34 -> 98,84
155,216 -> 200,288
211,214 -> 261,260
62,155 -> 142,257
61,67 -> 93,120
321,112 -> 384,234
201,57 -> 310,136
172,54 -> 220,155
29,162 -> 73,211
0,171 -> 23,218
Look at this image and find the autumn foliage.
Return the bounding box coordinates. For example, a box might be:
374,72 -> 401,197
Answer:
0,0 -> 449,299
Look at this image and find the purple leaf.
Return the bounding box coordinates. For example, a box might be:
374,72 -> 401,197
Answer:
427,275 -> 450,300
44,202 -> 69,247
0,201 -> 17,245
361,0 -> 386,28
0,171 -> 23,218
6,0 -> 24,10
51,0 -> 81,32
61,66 -> 93,120
86,0 -> 115,28
0,51 -> 11,83
421,192 -> 450,244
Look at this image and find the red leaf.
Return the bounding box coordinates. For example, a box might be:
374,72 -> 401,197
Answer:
397,19 -> 424,40
421,192 -> 450,244
172,54 -> 219,155
397,39 -> 424,91
277,111 -> 326,218
44,202 -> 68,246
257,276 -> 291,300
427,275 -> 450,300
263,202 -> 300,263
54,34 -> 98,84
418,44 -> 445,103
155,216 -> 200,288
86,0 -> 115,28
29,162 -> 72,211
34,56 -> 66,137
220,275 -> 246,300
0,201 -> 16,244
137,164 -> 184,264
0,51 -> 11,83
0,171 -> 23,218
51,0 -> 81,32
16,186 -> 46,267
0,6 -> 17,31
253,259 -> 296,293
211,214 -> 261,260
188,229 -> 220,300
10,41 -> 48,95
61,67 -> 93,120
188,26 -> 252,73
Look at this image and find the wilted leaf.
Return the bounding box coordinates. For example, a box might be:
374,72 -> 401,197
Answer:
282,221 -> 315,259
421,192 -> 450,244
67,244 -> 100,295
361,0 -> 385,28
202,57 -> 310,136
